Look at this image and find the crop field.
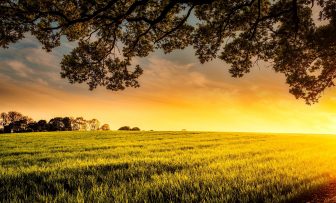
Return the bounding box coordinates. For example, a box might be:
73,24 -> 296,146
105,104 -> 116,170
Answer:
1,131 -> 336,202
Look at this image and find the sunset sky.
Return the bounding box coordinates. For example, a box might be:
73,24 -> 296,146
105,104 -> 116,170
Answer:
1,34 -> 336,134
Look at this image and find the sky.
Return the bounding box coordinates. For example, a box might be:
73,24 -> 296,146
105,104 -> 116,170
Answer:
1,34 -> 336,134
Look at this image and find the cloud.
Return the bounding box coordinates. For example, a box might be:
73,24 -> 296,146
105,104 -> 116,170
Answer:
1,33 -> 336,133
0,35 -> 87,93
6,61 -> 33,78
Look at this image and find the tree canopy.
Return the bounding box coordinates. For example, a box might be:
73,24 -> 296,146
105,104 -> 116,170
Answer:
0,111 -> 102,133
1,0 -> 335,104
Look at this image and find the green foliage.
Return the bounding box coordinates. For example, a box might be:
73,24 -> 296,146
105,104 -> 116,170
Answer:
131,127 -> 141,131
118,126 -> 141,131
1,0 -> 336,103
118,126 -> 131,131
0,111 -> 101,133
100,124 -> 110,131
1,131 -> 336,202
48,117 -> 66,131
0,111 -> 34,133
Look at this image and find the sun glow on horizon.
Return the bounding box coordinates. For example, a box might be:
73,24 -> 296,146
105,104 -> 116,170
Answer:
1,37 -> 336,134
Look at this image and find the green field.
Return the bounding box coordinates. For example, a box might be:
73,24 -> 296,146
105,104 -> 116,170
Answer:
1,131 -> 336,202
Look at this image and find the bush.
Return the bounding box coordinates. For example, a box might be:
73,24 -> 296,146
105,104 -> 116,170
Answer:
100,124 -> 110,131
118,126 -> 131,131
131,127 -> 140,131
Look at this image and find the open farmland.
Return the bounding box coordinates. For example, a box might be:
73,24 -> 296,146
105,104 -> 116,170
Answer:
1,131 -> 336,202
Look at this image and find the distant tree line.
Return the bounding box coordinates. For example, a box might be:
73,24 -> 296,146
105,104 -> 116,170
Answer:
0,111 -> 110,134
118,126 -> 140,131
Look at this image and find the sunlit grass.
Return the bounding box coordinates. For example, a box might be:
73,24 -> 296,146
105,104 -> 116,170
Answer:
1,131 -> 336,202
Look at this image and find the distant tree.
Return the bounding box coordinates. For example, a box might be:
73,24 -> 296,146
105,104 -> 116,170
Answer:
71,117 -> 80,131
131,127 -> 140,131
118,126 -> 131,131
23,116 -> 34,124
27,122 -> 38,132
48,117 -> 65,131
11,118 -> 32,133
1,111 -> 28,125
62,117 -> 72,131
88,119 -> 100,131
1,112 -> 34,133
0,112 -> 8,127
0,113 -> 5,133
0,111 -> 103,133
100,124 -> 110,131
72,117 -> 88,131
4,125 -> 13,133
69,117 -> 78,130
7,111 -> 24,123
37,120 -> 49,132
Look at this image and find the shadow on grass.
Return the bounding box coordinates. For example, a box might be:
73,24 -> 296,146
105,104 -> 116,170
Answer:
0,161 -> 186,202
0,160 -> 329,202
292,179 -> 336,203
